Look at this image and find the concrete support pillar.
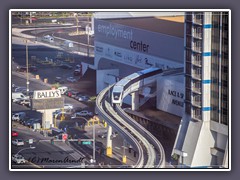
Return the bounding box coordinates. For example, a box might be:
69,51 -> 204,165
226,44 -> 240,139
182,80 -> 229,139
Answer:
131,91 -> 139,111
40,109 -> 54,129
106,125 -> 113,157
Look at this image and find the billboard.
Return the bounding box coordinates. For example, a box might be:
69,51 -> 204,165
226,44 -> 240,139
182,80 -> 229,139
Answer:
94,19 -> 184,64
31,98 -> 64,110
33,89 -> 61,99
157,76 -> 184,117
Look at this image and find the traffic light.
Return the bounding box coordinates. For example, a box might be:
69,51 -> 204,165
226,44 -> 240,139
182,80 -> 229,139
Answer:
129,145 -> 132,153
51,139 -> 54,145
78,139 -> 81,145
134,151 -> 137,157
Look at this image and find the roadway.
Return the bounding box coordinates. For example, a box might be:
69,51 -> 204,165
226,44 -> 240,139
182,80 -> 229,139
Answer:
12,121 -> 86,169
12,72 -> 138,168
11,21 -> 140,168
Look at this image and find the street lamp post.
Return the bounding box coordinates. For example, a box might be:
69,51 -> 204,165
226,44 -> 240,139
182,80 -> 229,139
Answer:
25,39 -> 30,97
85,22 -> 90,60
74,13 -> 79,35
92,121 -> 96,163
73,116 -> 96,163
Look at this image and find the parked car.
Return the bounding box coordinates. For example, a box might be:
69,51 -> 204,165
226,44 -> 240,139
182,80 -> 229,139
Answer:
74,93 -> 83,100
66,90 -> 78,98
12,139 -> 24,146
66,77 -> 77,83
75,64 -> 82,69
13,98 -> 24,103
12,112 -> 26,121
64,89 -> 71,96
70,91 -> 79,98
58,86 -> 68,94
11,131 -> 19,137
73,110 -> 93,117
23,118 -> 37,126
60,64 -> 73,69
54,112 -> 72,120
73,69 -> 81,76
12,92 -> 29,101
55,77 -> 65,84
19,117 -> 30,125
12,154 -> 26,164
78,95 -> 89,102
64,104 -> 73,110
19,99 -> 31,107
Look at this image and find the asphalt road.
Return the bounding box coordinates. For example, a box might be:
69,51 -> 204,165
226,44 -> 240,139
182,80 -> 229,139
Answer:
11,122 -> 86,169
11,73 -> 138,168
11,24 -> 139,168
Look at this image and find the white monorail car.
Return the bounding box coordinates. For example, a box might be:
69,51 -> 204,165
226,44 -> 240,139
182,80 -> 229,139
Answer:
111,67 -> 163,105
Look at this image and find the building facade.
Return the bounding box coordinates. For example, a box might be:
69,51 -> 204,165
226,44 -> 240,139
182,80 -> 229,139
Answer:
172,11 -> 229,168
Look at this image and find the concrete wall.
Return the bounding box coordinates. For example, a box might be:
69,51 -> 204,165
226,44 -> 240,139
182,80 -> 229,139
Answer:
190,121 -> 215,167
96,69 -> 119,94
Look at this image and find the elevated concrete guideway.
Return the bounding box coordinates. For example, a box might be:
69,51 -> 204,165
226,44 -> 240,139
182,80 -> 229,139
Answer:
96,67 -> 184,168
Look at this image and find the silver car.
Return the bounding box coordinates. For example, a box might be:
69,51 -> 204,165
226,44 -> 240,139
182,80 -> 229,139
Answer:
12,154 -> 26,164
12,139 -> 24,146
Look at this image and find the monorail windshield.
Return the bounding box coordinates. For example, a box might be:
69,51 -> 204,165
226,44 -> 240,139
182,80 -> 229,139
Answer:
113,92 -> 121,100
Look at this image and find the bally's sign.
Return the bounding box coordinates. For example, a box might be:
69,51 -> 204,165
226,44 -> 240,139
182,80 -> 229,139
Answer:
33,90 -> 61,99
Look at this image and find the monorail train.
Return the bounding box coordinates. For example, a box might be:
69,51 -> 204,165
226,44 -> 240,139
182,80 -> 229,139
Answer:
111,67 -> 163,105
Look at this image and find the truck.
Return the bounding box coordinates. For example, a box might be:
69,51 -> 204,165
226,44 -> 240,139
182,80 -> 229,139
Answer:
12,92 -> 29,102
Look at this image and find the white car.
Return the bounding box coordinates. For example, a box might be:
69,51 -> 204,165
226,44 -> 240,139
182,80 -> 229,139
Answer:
19,99 -> 31,106
66,77 -> 77,83
12,112 -> 26,121
13,98 -> 23,103
74,110 -> 93,117
12,139 -> 24,146
64,104 -> 73,110
12,154 -> 26,164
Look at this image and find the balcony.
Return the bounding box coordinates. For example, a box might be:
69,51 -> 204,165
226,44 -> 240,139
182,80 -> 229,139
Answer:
192,87 -> 202,94
192,32 -> 203,39
191,72 -> 202,81
192,59 -> 202,67
192,18 -> 203,25
192,46 -> 202,53
192,100 -> 202,108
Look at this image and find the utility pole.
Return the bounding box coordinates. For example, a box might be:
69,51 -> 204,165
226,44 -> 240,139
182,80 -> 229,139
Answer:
74,13 -> 79,35
92,122 -> 96,163
86,24 -> 90,59
25,39 -> 29,96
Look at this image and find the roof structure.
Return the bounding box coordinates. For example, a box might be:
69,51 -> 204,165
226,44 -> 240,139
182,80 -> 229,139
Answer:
107,16 -> 184,38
